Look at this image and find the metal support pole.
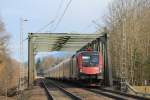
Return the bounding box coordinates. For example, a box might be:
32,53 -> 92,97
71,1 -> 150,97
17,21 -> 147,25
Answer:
102,34 -> 113,86
120,18 -> 127,92
103,41 -> 107,86
107,34 -> 113,87
28,33 -> 34,88
19,18 -> 24,90
19,18 -> 28,90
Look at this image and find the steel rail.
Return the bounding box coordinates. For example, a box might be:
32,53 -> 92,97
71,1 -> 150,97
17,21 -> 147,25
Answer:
86,88 -> 150,100
99,88 -> 150,100
86,88 -> 127,100
48,80 -> 82,100
42,80 -> 54,100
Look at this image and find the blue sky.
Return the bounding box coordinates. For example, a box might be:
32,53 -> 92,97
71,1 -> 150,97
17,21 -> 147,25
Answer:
0,0 -> 112,61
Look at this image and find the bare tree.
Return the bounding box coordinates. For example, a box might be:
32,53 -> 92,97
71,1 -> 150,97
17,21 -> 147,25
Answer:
105,0 -> 150,85
0,18 -> 15,96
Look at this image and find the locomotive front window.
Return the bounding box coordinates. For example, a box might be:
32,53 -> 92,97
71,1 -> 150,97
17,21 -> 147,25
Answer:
82,52 -> 99,67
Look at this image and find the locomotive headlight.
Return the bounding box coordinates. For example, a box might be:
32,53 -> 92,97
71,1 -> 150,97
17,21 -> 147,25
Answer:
99,65 -> 102,73
80,69 -> 82,72
99,68 -> 101,73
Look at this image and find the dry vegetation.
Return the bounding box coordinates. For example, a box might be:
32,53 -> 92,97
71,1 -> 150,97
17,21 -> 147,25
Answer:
36,56 -> 65,74
105,0 -> 150,85
0,19 -> 20,97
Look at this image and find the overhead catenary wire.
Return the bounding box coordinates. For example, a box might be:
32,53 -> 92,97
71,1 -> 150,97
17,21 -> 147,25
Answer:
81,20 -> 101,32
36,20 -> 55,32
36,0 -> 65,32
54,0 -> 65,21
52,0 -> 73,32
48,0 -> 66,32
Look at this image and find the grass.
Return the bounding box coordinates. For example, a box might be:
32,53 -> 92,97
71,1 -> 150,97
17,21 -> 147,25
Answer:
133,86 -> 150,93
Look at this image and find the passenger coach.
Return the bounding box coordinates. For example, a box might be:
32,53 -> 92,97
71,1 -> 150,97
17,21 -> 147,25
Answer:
45,49 -> 104,86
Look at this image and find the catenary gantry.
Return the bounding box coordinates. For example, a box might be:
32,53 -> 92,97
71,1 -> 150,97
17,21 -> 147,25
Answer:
28,33 -> 112,87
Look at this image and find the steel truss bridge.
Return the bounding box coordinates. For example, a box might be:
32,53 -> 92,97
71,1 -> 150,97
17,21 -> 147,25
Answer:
28,33 -> 112,87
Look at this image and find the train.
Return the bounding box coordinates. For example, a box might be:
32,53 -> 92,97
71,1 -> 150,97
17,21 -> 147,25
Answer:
45,49 -> 104,86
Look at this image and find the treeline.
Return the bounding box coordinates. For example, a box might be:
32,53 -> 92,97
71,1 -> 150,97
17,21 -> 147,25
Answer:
105,0 -> 150,85
0,19 -> 20,96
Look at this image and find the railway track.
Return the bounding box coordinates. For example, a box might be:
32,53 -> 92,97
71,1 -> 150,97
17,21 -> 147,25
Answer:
46,79 -> 115,100
47,79 -> 150,100
42,80 -> 82,100
86,88 -> 150,100
43,79 -> 150,100
42,80 -> 54,100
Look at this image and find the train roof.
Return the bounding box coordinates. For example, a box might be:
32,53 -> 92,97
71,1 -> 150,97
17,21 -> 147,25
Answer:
45,51 -> 99,73
45,58 -> 71,73
76,50 -> 99,55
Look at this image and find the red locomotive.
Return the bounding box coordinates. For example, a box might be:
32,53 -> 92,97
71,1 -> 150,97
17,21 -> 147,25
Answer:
45,49 -> 104,86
